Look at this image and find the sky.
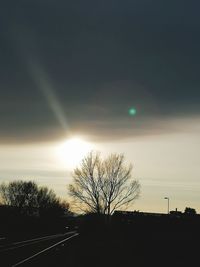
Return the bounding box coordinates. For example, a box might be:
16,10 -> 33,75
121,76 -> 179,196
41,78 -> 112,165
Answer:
0,0 -> 200,213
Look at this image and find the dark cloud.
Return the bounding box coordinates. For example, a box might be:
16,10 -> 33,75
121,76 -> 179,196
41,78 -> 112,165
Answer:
0,1 -> 200,143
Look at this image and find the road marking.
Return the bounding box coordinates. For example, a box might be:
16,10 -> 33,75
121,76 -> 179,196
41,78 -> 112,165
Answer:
13,231 -> 76,245
12,234 -> 63,245
12,233 -> 79,267
0,236 -> 63,252
0,232 -> 76,252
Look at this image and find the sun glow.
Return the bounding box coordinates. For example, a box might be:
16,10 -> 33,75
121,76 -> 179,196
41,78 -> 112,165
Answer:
56,137 -> 94,169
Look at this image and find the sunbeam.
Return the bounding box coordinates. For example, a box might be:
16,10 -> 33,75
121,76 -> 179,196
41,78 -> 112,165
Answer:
29,61 -> 69,132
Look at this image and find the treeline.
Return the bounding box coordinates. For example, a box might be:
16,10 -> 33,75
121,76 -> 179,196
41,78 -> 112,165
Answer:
0,180 -> 71,218
0,180 -> 75,239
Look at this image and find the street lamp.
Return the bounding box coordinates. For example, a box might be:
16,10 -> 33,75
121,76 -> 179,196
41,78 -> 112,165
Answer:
164,197 -> 169,214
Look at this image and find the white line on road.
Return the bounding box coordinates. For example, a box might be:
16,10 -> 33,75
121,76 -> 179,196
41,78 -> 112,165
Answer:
0,231 -> 76,252
13,234 -> 63,245
12,231 -> 76,245
12,233 -> 79,267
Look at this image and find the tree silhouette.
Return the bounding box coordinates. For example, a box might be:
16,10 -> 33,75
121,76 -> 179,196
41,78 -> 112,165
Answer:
69,152 -> 140,215
0,180 -> 69,217
184,207 -> 197,215
36,186 -> 67,217
0,181 -> 38,215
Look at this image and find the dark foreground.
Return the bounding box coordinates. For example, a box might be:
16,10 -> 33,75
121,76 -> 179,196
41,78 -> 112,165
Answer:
0,215 -> 199,267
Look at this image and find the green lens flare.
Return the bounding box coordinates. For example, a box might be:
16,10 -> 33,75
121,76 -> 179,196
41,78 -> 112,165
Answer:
129,107 -> 137,116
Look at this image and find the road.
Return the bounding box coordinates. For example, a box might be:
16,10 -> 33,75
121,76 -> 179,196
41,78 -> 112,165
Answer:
0,231 -> 78,267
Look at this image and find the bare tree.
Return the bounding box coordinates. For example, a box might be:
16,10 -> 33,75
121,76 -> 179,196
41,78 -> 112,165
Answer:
0,180 -> 69,217
68,152 -> 140,215
0,181 -> 38,215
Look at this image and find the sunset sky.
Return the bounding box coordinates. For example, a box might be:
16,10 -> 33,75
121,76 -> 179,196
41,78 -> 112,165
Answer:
0,0 -> 200,213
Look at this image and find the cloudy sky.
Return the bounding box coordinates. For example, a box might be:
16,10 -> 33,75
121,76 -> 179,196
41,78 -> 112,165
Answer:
0,0 -> 200,212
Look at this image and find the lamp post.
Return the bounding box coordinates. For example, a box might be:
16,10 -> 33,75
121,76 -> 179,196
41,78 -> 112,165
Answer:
164,197 -> 169,214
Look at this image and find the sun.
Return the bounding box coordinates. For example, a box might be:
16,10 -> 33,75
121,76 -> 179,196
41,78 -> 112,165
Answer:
56,137 -> 94,169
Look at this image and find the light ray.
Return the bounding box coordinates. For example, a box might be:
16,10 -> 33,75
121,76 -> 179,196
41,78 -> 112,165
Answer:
29,61 -> 69,132
11,26 -> 69,134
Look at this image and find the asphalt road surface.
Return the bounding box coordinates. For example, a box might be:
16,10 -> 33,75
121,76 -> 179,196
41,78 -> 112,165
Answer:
0,231 -> 78,267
